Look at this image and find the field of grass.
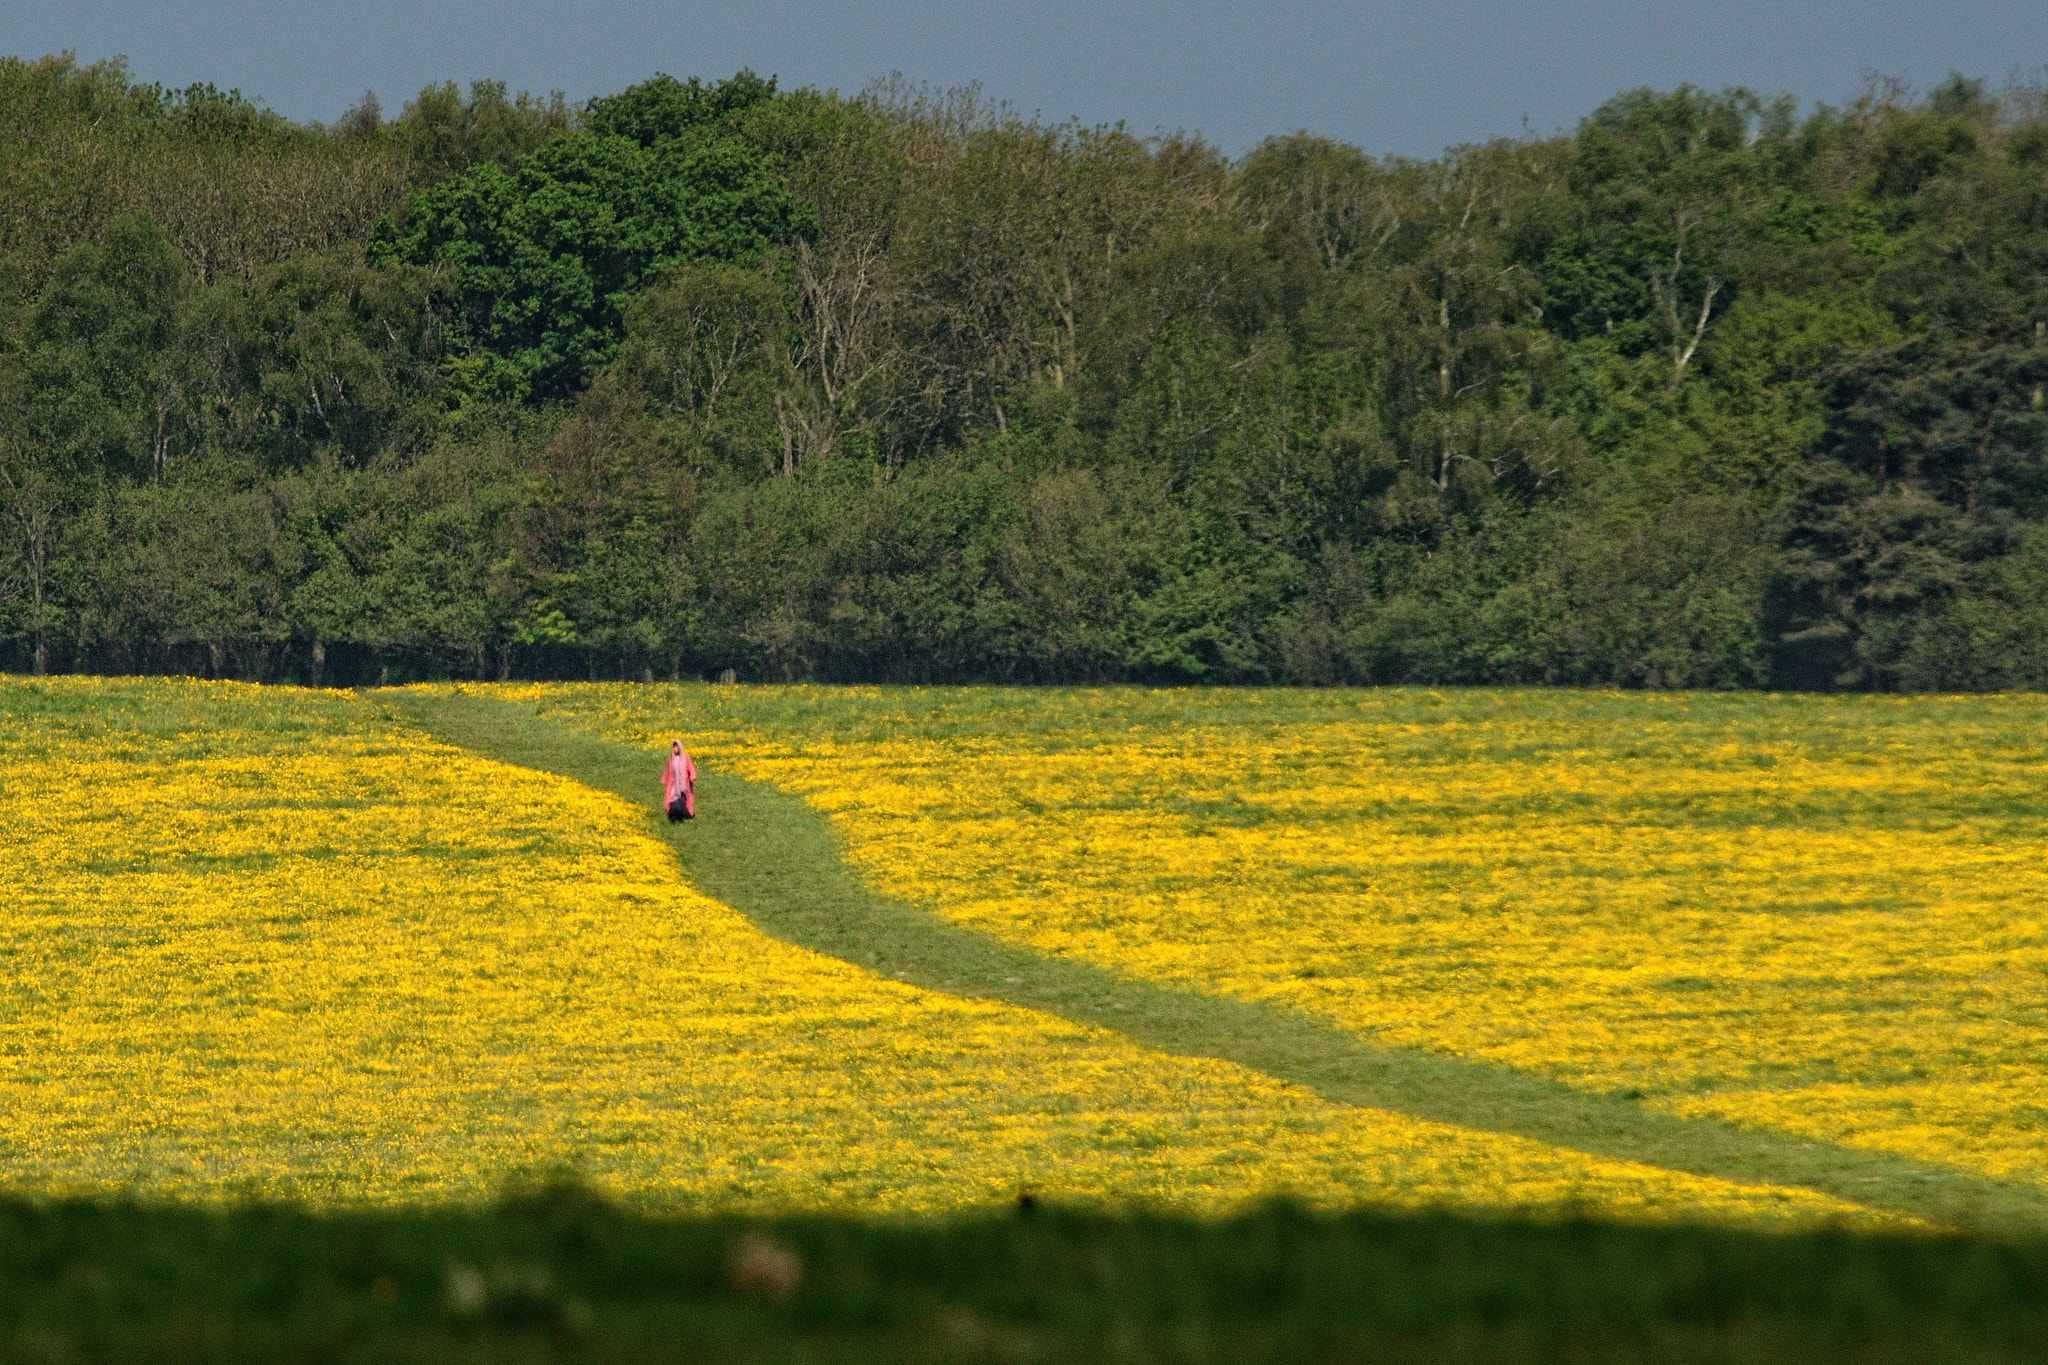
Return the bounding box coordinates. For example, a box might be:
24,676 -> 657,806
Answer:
5,675 -> 1877,1221
503,684 -> 2048,1214
6,675 -> 2048,1359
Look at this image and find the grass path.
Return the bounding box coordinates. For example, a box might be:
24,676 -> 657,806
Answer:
387,688 -> 2048,1235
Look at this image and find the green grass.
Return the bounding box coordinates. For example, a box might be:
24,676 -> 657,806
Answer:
6,1188 -> 2048,1364
385,688 -> 2048,1236
12,678 -> 2048,1359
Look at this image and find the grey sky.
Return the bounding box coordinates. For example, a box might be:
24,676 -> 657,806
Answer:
6,1 -> 2045,157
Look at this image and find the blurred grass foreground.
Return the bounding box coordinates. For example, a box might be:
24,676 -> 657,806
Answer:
6,1188 -> 2048,1363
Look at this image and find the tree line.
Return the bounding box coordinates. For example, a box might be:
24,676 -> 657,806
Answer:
3,53 -> 2045,687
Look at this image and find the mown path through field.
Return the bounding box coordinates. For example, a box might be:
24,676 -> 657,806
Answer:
390,689 -> 2048,1235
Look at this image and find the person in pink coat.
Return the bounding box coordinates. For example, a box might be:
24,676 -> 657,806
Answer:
662,740 -> 697,821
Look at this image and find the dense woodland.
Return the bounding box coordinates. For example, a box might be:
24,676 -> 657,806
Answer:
2,54 -> 2044,687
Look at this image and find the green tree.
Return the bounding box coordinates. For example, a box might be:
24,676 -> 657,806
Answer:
369,74 -> 808,402
1773,332 -> 2048,688
393,79 -> 570,180
611,261 -> 787,473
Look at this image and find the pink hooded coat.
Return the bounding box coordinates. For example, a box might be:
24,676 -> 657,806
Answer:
662,741 -> 697,821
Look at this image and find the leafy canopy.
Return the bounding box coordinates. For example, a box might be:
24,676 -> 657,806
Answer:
369,72 -> 809,403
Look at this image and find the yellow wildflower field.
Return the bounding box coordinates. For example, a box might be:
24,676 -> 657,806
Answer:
520,683 -> 2048,1192
0,676 -> 1875,1222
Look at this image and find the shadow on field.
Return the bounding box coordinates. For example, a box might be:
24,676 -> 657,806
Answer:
14,1190 -> 2048,1363
387,689 -> 2048,1237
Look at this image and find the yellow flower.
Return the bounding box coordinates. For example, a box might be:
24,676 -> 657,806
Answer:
0,676 -> 1894,1225
512,682 -> 2048,1193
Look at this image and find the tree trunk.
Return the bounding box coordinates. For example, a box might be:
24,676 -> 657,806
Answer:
776,394 -> 795,478
29,540 -> 46,677
21,487 -> 50,676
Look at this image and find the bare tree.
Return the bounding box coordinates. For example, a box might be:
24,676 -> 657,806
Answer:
779,231 -> 904,469
1648,207 -> 1722,388
618,264 -> 787,434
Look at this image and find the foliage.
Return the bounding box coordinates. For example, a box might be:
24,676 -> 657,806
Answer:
3,53 -> 2047,688
367,72 -> 808,401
